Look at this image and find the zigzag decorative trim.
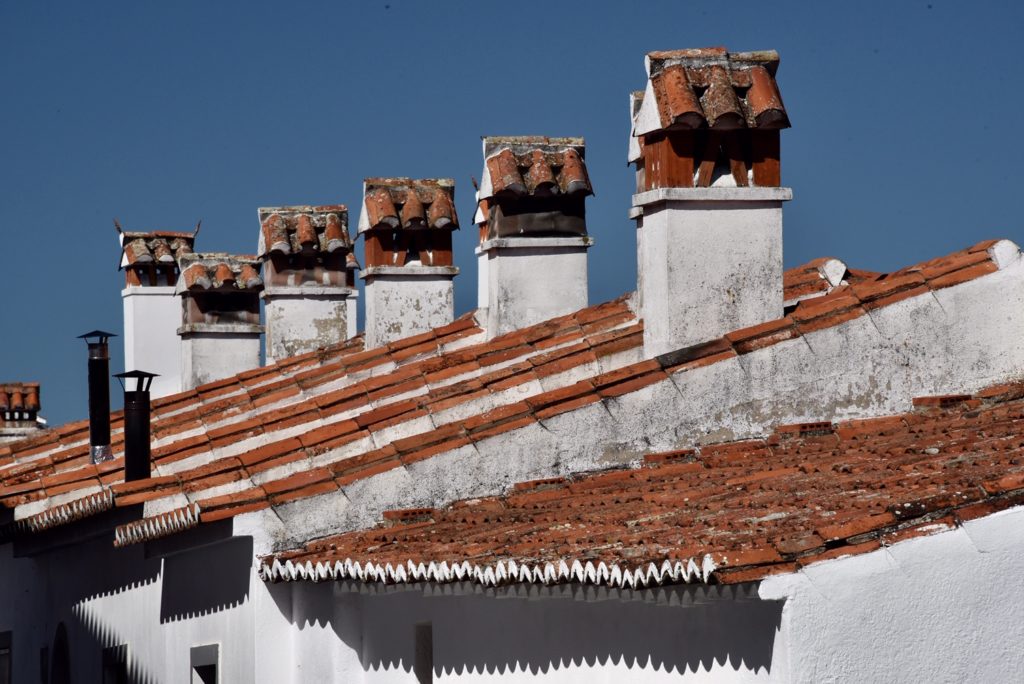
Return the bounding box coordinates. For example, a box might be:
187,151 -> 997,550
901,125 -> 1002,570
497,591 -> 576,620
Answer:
113,503 -> 201,548
20,490 -> 115,534
258,555 -> 717,588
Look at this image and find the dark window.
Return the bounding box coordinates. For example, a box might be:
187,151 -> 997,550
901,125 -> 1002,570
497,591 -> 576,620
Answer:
101,644 -> 129,684
190,644 -> 218,684
0,631 -> 11,684
414,623 -> 433,684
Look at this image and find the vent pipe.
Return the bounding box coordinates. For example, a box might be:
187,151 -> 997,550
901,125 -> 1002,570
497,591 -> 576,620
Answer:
115,370 -> 157,482
78,330 -> 116,464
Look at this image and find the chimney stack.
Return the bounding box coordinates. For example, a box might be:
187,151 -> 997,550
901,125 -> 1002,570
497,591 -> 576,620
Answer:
629,48 -> 792,356
115,371 -> 157,481
0,383 -> 45,444
176,254 -> 264,390
78,331 -> 116,464
118,226 -> 198,398
475,137 -> 594,338
257,205 -> 357,363
358,178 -> 459,348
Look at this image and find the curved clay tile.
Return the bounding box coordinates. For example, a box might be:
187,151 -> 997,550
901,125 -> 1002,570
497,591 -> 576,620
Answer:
170,238 -> 193,260
262,213 -> 291,255
295,214 -> 318,251
125,239 -> 153,265
366,188 -> 400,230
0,391 -> 8,411
182,263 -> 212,290
427,189 -> 456,229
214,263 -> 236,288
400,190 -> 426,229
25,386 -> 39,411
150,239 -> 175,263
486,149 -> 527,196
9,390 -> 23,411
745,65 -> 789,128
526,150 -> 558,196
324,212 -> 349,252
239,264 -> 263,289
655,64 -> 704,130
701,65 -> 745,129
559,149 -> 592,195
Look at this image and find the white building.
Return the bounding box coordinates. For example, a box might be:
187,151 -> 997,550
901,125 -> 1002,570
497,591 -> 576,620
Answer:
1,47 -> 1023,683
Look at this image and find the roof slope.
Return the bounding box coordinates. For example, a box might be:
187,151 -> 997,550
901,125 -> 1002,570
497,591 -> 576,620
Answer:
262,381 -> 1024,587
0,240 -> 1013,551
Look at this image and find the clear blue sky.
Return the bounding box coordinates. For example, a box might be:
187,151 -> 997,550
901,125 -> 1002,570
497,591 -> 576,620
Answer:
2,1 -> 1022,426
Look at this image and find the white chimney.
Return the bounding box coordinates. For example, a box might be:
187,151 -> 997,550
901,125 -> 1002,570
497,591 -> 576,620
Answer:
358,178 -> 459,349
475,137 -> 594,339
257,205 -> 358,363
630,48 -> 792,356
176,253 -> 264,389
118,227 -> 198,398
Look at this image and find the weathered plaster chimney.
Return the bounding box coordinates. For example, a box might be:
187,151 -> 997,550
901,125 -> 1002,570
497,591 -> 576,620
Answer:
630,48 -> 792,356
475,137 -> 594,338
257,205 -> 357,363
118,227 -> 197,398
176,253 -> 264,390
358,178 -> 459,348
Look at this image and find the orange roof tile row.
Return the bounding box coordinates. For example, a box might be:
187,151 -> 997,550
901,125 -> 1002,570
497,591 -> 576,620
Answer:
0,300 -> 638,513
0,384 -> 40,413
360,179 -> 458,233
119,230 -> 196,268
261,380 -> 1024,586
179,254 -> 263,291
258,205 -> 351,257
644,49 -> 789,132
482,138 -> 592,199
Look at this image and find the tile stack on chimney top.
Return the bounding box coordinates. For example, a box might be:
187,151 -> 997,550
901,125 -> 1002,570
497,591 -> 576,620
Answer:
119,227 -> 198,398
475,136 -> 594,338
0,383 -> 44,444
257,205 -> 358,363
176,253 -> 264,389
358,178 -> 459,349
629,48 -> 792,356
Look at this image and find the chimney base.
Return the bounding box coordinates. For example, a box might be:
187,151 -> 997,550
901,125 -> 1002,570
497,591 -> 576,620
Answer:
179,325 -> 263,390
362,266 -> 457,349
478,236 -> 592,339
633,187 -> 791,357
262,286 -> 357,363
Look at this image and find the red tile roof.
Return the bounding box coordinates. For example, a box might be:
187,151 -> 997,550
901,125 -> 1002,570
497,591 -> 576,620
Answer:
359,179 -> 458,234
0,241 -> 1012,563
258,205 -> 351,257
261,380 -> 1024,587
480,137 -> 592,200
178,254 -> 263,291
642,48 -> 789,133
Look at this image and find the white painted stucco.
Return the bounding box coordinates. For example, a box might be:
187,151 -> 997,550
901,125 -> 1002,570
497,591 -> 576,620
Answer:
122,287 -> 183,398
362,267 -> 457,350
635,188 -> 791,357
179,328 -> 262,390
263,288 -> 354,363
478,237 -> 592,339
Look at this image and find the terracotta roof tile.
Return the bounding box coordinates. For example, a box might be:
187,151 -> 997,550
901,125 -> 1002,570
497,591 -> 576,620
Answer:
358,178 -> 458,233
637,49 -> 789,136
178,253 -> 263,292
0,383 -> 40,415
480,137 -> 592,200
119,229 -> 196,268
257,205 -> 351,257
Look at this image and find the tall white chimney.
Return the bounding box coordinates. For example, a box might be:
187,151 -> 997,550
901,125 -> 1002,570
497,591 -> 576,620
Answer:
176,253 -> 264,389
358,178 -> 459,349
475,137 -> 594,339
257,205 -> 357,363
630,48 -> 792,356
118,227 -> 198,398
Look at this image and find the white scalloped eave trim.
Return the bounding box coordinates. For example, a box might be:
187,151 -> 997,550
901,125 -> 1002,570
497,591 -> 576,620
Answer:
113,503 -> 201,548
258,556 -> 718,588
21,490 -> 115,533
